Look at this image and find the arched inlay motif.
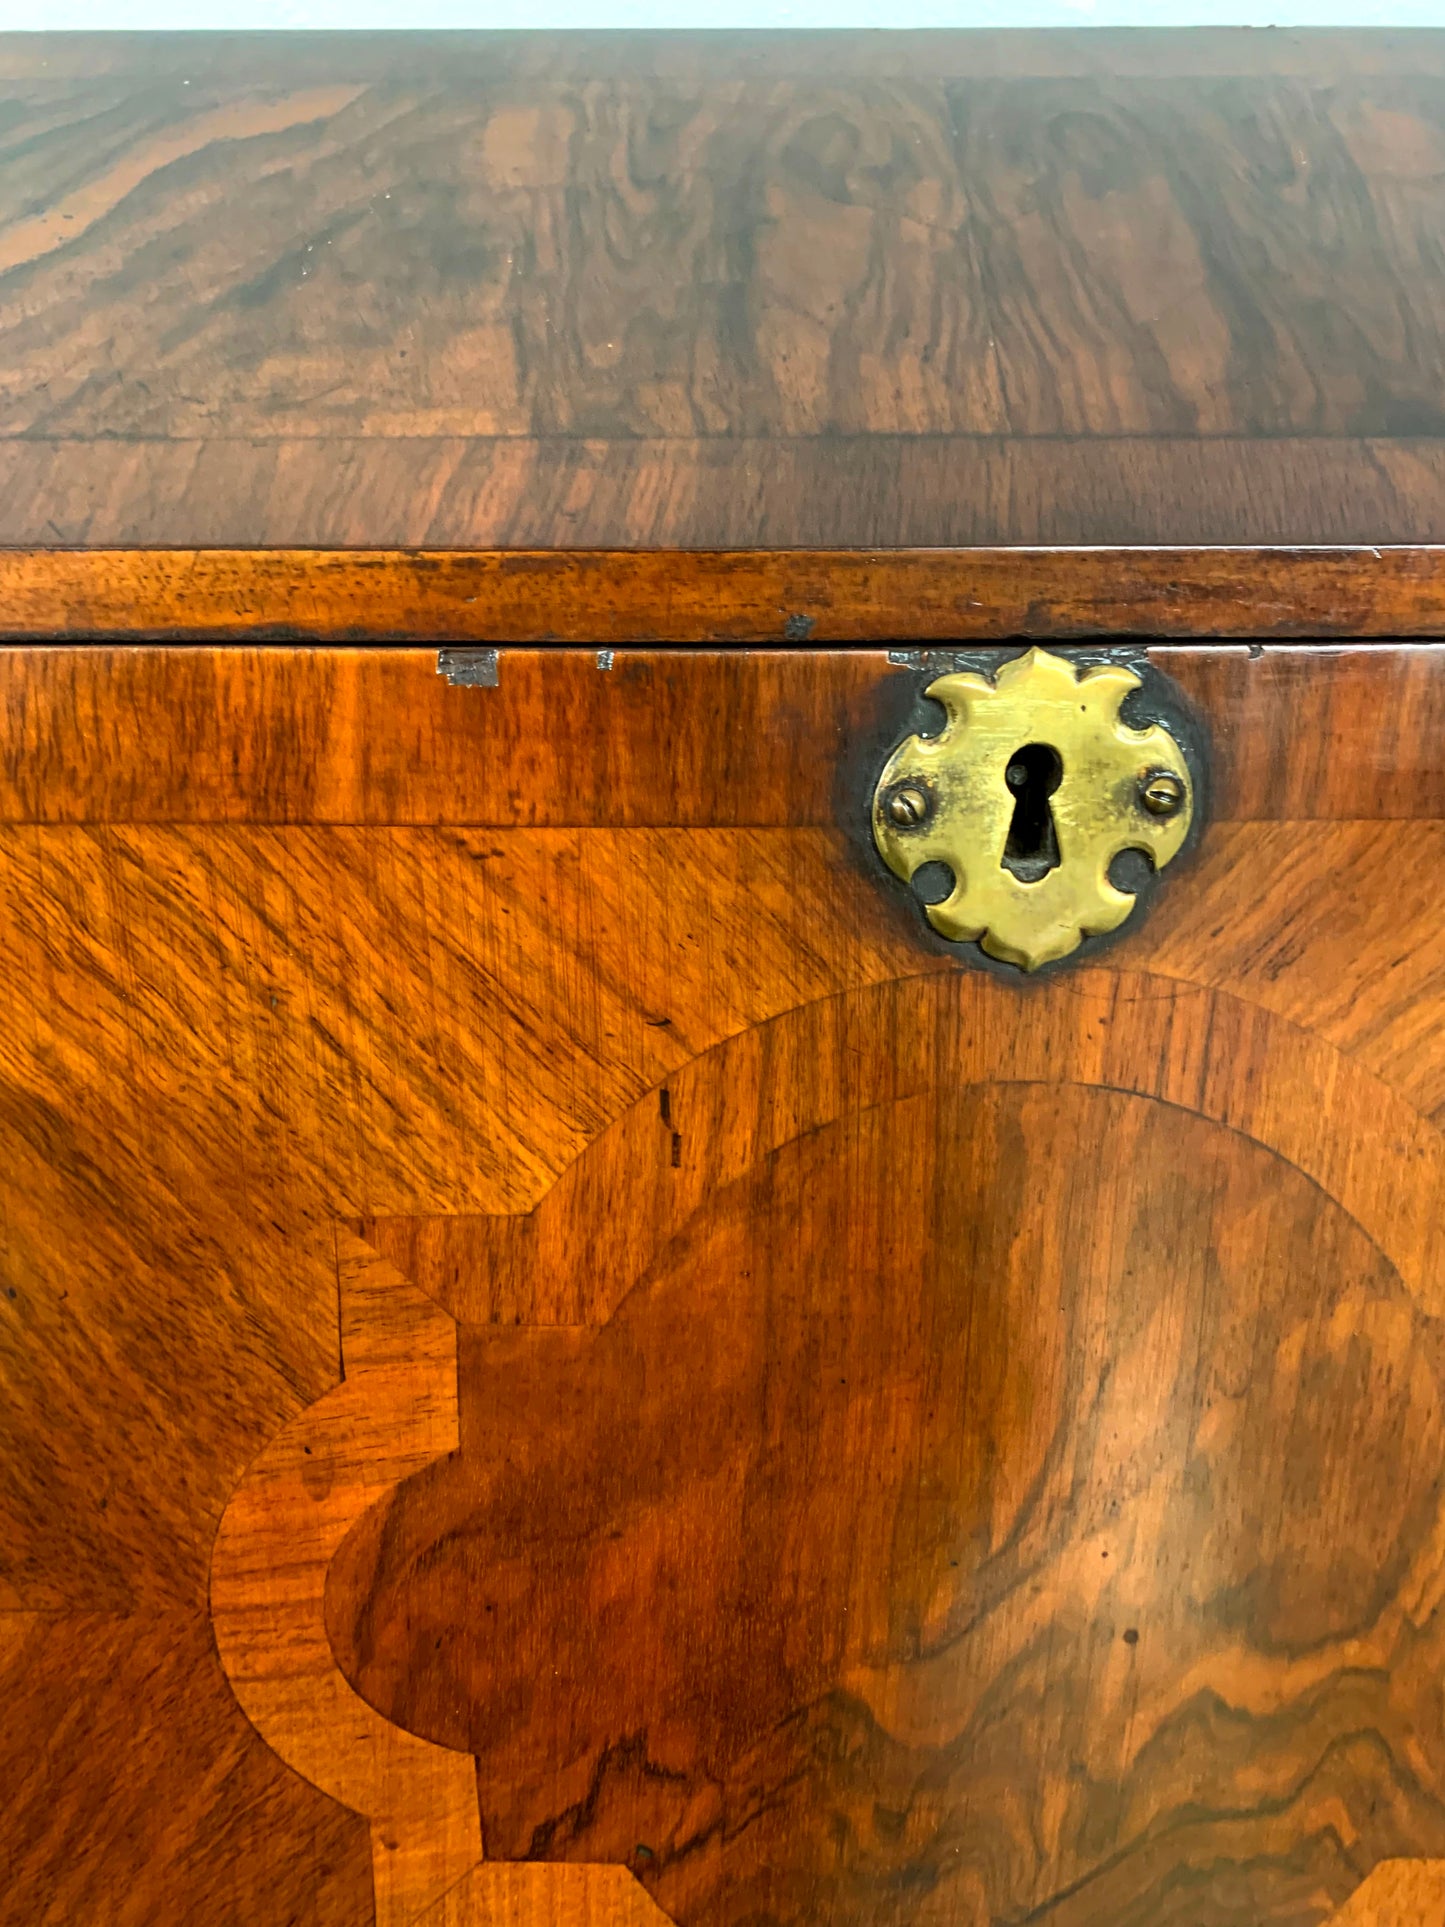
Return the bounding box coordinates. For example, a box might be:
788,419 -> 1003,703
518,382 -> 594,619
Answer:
215,968 -> 1445,1927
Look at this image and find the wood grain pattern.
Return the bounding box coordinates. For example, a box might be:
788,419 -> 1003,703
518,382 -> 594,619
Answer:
212,1233 -> 673,1927
416,1862 -> 672,1927
9,641 -> 1445,829
6,643 -> 1445,1922
5,546 -> 1445,644
6,438 -> 1445,552
4,36 -> 1442,442
331,970 -> 1445,1926
0,1611 -> 374,1925
3,31 -> 1444,546
1325,1860 -> 1445,1924
211,1233 -> 481,1927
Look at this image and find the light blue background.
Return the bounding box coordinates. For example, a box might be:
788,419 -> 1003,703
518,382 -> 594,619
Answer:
16,1 -> 1445,29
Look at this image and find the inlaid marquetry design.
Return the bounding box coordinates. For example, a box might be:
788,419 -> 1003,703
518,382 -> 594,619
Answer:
12,645 -> 1445,1925
214,967 -> 1445,1925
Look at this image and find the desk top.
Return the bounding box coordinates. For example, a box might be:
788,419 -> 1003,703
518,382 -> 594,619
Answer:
3,29 -> 1445,549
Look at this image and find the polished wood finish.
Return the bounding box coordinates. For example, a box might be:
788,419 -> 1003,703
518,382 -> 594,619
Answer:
8,439 -> 1445,550
4,546 -> 1445,642
3,31 -> 1445,547
10,27 -> 1445,1919
212,1235 -> 481,1925
334,978 -> 1445,1926
9,641 -> 1445,827
7,642 -> 1445,1924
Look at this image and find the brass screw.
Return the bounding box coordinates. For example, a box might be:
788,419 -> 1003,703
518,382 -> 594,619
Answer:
1139,770 -> 1186,818
886,784 -> 930,828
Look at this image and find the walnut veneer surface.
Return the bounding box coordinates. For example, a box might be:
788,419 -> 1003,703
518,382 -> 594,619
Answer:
3,29 -> 1445,546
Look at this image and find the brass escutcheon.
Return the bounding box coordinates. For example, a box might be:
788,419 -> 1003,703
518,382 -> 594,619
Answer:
873,647 -> 1195,972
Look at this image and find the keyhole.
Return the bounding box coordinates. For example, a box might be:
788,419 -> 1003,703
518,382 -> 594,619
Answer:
1002,743 -> 1063,882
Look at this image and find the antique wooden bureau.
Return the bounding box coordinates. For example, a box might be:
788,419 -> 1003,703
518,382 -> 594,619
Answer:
5,28 -> 1445,1927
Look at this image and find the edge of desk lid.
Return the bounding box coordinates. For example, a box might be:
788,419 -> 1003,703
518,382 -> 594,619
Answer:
1,547 -> 1443,643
